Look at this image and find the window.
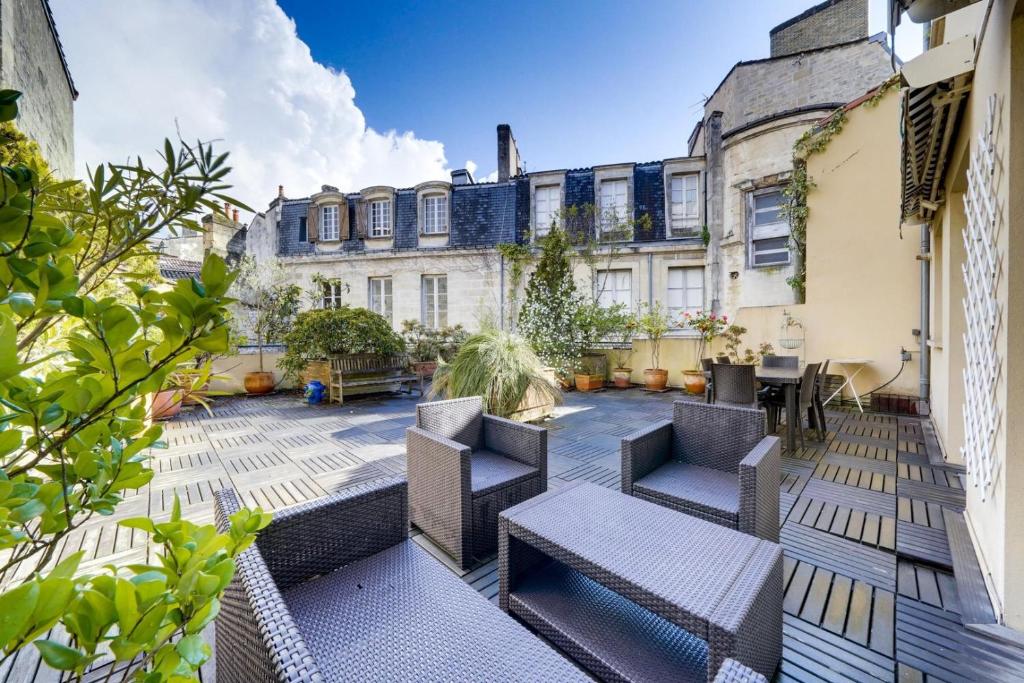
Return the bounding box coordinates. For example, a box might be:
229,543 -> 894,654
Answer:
669,174 -> 700,237
534,185 -> 560,236
298,216 -> 307,242
667,267 -> 704,321
370,200 -> 392,237
595,269 -> 632,310
599,179 -> 629,232
368,277 -> 393,323
749,189 -> 791,266
421,275 -> 447,329
320,205 -> 339,241
321,282 -> 344,309
422,195 -> 448,234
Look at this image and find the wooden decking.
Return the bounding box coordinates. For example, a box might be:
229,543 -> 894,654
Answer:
2,389 -> 1023,682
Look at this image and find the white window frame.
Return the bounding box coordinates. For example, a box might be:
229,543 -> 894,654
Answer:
368,277 -> 393,322
321,282 -> 344,309
598,178 -> 630,233
534,184 -> 560,237
320,204 -> 340,241
595,269 -> 632,311
748,187 -> 791,267
421,274 -> 448,329
369,199 -> 392,237
669,173 -> 700,237
666,266 -> 704,323
423,194 -> 448,235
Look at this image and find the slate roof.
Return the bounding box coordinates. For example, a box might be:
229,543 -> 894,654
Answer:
158,254 -> 202,281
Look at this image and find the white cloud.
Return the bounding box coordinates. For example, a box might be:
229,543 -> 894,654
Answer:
51,0 -> 451,215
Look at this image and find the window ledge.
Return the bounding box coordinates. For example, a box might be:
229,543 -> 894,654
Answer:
419,231 -> 450,237
365,235 -> 394,240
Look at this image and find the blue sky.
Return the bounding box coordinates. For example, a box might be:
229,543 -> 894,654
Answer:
279,0 -> 919,176
55,0 -> 920,207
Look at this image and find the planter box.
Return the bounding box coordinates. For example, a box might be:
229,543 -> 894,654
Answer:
574,374 -> 605,392
507,368 -> 558,422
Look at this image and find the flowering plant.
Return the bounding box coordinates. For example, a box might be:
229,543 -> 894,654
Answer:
682,309 -> 728,370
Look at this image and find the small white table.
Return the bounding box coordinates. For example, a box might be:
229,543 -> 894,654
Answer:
825,358 -> 871,413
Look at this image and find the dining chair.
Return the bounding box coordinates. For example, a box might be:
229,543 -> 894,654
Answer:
766,362 -> 822,447
701,358 -> 715,403
711,363 -> 758,408
814,360 -> 830,438
761,355 -> 799,369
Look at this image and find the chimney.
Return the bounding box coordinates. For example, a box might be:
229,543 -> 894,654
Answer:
278,184 -> 285,199
769,0 -> 868,58
232,209 -> 239,222
450,168 -> 474,185
223,201 -> 230,217
497,124 -> 521,182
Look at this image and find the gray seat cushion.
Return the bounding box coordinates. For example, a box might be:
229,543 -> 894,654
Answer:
284,540 -> 586,681
471,449 -> 538,496
634,461 -> 739,522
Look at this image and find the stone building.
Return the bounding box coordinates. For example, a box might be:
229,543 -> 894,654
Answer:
0,0 -> 76,176
241,0 -> 899,388
689,0 -> 894,317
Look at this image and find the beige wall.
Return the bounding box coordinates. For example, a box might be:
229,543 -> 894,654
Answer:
927,0 -> 1024,628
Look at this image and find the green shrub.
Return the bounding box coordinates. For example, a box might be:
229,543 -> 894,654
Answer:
400,320 -> 469,363
281,306 -> 404,379
431,327 -> 561,419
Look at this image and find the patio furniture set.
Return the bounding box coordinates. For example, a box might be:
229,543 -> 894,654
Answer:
213,395 -> 782,682
705,355 -> 831,451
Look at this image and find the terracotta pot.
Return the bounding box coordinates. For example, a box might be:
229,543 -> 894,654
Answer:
412,360 -> 437,377
643,368 -> 668,392
244,371 -> 275,395
574,374 -> 604,392
682,369 -> 707,395
612,368 -> 632,389
181,383 -> 209,406
151,389 -> 182,420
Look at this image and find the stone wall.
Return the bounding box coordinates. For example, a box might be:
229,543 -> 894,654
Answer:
0,0 -> 75,176
770,0 -> 868,58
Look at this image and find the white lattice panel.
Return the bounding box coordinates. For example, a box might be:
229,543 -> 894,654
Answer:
961,94 -> 1003,500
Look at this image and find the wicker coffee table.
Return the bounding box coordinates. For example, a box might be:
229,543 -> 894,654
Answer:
499,481 -> 782,683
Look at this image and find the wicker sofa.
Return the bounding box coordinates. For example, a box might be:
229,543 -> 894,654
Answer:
407,397 -> 547,568
213,478 -> 585,682
621,401 -> 781,542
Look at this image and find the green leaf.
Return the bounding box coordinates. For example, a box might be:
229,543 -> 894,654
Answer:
175,634 -> 210,667
0,428 -> 22,456
34,640 -> 85,671
114,578 -> 140,633
119,517 -> 157,534
0,582 -> 39,645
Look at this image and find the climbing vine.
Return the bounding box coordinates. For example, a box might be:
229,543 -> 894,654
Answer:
497,242 -> 533,329
783,74 -> 900,300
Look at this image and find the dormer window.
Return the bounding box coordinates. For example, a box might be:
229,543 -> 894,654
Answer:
370,199 -> 392,237
599,178 -> 629,232
320,205 -> 340,241
669,173 -> 700,237
423,195 -> 448,234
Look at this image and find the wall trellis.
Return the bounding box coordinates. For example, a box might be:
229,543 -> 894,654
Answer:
961,94 -> 1004,501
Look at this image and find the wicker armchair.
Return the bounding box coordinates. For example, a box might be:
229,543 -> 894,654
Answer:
213,479 -> 584,683
713,658 -> 769,682
621,401 -> 780,542
408,397 -> 547,568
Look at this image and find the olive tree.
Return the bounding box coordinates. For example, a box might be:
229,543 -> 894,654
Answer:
0,90 -> 270,681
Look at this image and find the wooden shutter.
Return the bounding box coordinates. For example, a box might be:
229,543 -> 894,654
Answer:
339,199 -> 350,240
306,203 -> 319,242
355,198 -> 368,239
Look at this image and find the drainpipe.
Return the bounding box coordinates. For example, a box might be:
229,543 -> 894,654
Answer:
647,252 -> 654,307
919,224 -> 931,407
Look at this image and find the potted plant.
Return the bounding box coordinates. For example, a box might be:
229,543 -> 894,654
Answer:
681,309 -> 728,395
233,257 -> 302,394
574,354 -> 606,392
779,310 -> 804,350
721,323 -> 776,364
637,302 -> 672,391
401,320 -> 469,379
431,326 -> 561,420
609,309 -> 638,388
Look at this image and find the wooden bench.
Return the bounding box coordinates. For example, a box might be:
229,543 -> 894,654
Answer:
329,353 -> 421,405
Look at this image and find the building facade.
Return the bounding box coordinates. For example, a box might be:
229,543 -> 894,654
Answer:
0,0 -> 76,176
894,0 -> 1024,630
242,0 -> 903,389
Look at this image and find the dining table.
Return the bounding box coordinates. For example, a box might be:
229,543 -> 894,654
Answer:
755,366 -> 805,453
